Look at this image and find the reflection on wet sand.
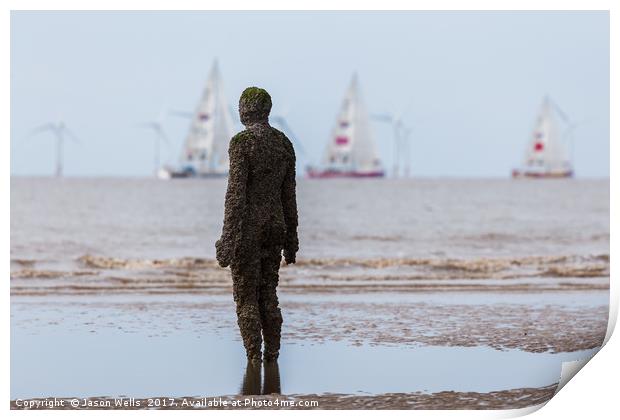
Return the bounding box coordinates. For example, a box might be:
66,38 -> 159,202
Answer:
263,362 -> 281,395
240,361 -> 281,396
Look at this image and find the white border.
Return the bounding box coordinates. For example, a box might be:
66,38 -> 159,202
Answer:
3,1 -> 615,419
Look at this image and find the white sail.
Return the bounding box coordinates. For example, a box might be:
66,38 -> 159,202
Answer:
180,60 -> 235,175
322,74 -> 383,173
521,97 -> 572,174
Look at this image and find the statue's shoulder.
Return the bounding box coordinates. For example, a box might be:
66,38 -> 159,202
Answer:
270,127 -> 295,158
229,130 -> 254,151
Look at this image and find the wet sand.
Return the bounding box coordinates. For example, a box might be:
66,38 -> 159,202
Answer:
11,254 -> 609,296
11,292 -> 607,354
11,254 -> 609,353
10,254 -> 608,409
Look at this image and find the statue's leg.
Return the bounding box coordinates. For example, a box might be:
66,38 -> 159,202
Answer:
231,258 -> 263,362
258,248 -> 283,361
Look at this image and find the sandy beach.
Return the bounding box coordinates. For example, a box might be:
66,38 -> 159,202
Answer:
10,178 -> 609,409
11,253 -> 608,409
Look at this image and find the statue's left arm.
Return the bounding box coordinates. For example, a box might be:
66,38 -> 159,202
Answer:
216,134 -> 249,267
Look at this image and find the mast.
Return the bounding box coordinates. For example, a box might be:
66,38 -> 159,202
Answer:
180,60 -> 234,174
153,135 -> 160,178
523,96 -> 570,173
211,65 -> 235,173
55,130 -> 63,178
322,74 -> 383,174
392,123 -> 400,177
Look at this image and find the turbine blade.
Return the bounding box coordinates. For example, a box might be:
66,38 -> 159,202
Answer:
276,103 -> 290,119
156,105 -> 170,124
63,126 -> 82,144
229,105 -> 240,124
550,99 -> 570,124
271,115 -> 305,156
25,123 -> 56,140
395,98 -> 414,122
370,113 -> 393,122
155,126 -> 170,145
169,110 -> 193,119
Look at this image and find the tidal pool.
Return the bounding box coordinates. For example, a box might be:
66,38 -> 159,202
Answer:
11,328 -> 597,399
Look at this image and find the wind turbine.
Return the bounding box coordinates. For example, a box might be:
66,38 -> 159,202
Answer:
271,114 -> 306,159
26,121 -> 80,177
169,109 -> 193,119
399,125 -> 413,178
226,102 -> 307,161
372,100 -> 413,178
139,108 -> 170,177
548,96 -> 585,168
173,103 -> 307,167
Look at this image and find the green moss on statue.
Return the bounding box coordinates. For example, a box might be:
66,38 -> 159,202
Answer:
238,87 -> 273,125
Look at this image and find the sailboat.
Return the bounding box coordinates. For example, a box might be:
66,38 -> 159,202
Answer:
307,74 -> 384,178
161,60 -> 235,179
512,97 -> 573,179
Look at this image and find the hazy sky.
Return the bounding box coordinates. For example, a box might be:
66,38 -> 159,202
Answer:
10,11 -> 609,177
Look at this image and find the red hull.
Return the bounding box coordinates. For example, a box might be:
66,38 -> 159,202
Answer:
511,169 -> 573,179
306,168 -> 385,179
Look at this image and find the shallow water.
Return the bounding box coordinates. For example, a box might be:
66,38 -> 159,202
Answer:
10,177 -> 609,263
10,177 -> 609,403
12,288 -> 609,308
10,327 -> 597,399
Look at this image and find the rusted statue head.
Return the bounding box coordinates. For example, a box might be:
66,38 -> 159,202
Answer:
239,87 -> 272,126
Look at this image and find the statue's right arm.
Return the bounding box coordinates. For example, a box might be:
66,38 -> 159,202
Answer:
216,134 -> 249,267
